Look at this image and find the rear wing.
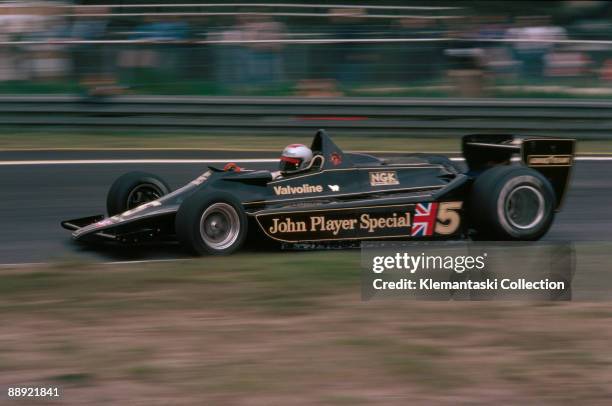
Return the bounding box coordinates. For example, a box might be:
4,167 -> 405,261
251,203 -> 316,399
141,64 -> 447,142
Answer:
462,134 -> 576,209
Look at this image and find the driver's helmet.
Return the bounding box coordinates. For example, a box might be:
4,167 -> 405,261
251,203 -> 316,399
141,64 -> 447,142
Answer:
279,144 -> 313,174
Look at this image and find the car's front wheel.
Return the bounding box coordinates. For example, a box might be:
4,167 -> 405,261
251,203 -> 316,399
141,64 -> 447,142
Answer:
469,166 -> 556,240
175,191 -> 248,255
106,171 -> 171,216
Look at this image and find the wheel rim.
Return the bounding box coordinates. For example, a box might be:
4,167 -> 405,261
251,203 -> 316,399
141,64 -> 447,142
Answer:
126,184 -> 164,209
504,185 -> 545,230
199,203 -> 240,250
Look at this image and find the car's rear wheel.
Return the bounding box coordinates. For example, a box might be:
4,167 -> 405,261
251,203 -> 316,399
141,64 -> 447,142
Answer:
469,166 -> 556,240
106,171 -> 171,216
175,191 -> 248,255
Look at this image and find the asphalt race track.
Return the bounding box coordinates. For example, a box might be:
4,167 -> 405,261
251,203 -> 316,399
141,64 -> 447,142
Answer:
0,150 -> 610,265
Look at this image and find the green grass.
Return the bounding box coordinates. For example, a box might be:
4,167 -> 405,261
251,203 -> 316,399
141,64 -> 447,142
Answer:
2,255 -> 612,403
0,80 -> 81,94
338,336 -> 464,389
0,130 -> 462,152
0,130 -> 611,154
0,252 -> 361,317
50,372 -> 95,386
3,76 -> 612,99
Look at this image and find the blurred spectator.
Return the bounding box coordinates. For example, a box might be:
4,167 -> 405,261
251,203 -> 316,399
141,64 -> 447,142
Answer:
212,14 -> 286,91
70,6 -> 119,96
476,15 -> 519,79
505,16 -> 567,78
601,59 -> 612,82
211,16 -> 249,89
121,16 -> 190,67
445,17 -> 486,97
241,14 -> 286,86
394,17 -> 443,82
0,4 -> 30,81
328,8 -> 375,88
118,15 -> 191,93
131,16 -> 190,42
544,51 -> 592,77
20,3 -> 71,81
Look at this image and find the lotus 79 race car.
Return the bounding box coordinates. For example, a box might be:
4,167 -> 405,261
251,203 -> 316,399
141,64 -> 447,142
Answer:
62,130 -> 575,255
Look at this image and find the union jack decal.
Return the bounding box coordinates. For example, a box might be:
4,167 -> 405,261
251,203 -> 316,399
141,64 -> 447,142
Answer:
411,203 -> 439,237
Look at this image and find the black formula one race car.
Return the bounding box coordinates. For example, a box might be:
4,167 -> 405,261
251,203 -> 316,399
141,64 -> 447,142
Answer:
62,130 -> 575,255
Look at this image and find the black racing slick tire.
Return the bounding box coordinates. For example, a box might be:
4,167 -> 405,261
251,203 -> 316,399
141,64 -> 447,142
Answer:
469,166 -> 556,240
175,191 -> 248,255
106,171 -> 171,216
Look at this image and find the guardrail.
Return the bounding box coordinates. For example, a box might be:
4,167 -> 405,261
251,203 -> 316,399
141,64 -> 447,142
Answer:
0,95 -> 611,138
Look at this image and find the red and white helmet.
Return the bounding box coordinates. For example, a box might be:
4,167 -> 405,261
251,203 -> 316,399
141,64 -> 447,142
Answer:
279,144 -> 313,173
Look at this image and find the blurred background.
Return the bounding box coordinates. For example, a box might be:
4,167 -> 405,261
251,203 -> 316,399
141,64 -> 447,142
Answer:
1,0 -> 612,140
0,0 -> 610,98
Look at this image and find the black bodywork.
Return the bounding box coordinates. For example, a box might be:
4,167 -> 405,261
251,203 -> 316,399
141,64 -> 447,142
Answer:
62,130 -> 575,245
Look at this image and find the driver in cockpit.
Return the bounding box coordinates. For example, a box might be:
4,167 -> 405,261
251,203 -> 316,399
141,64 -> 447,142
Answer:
272,143 -> 313,179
